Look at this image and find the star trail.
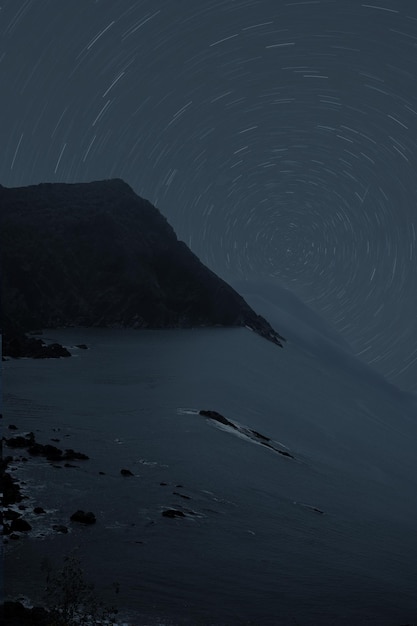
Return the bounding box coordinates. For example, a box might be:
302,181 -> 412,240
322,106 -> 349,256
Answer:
1,0 -> 417,390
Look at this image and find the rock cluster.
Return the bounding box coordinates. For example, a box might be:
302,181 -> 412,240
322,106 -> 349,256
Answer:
2,332 -> 70,359
2,430 -> 91,538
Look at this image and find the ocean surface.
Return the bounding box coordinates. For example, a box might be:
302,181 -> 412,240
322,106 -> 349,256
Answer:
3,323 -> 417,625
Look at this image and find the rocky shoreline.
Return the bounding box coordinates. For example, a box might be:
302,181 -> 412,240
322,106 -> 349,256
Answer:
2,429 -> 91,540
2,331 -> 71,360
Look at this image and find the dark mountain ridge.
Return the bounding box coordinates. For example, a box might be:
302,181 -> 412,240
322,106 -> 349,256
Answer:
0,179 -> 284,347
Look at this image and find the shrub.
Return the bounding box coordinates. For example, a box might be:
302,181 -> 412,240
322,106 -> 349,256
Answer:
41,552 -> 119,625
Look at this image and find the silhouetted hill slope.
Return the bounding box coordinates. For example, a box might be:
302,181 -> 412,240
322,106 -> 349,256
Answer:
0,179 -> 284,347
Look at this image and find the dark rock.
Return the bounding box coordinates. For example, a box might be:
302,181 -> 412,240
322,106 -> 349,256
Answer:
200,409 -> 295,460
2,471 -> 23,505
53,524 -> 68,533
4,510 -> 22,520
11,517 -> 32,532
64,463 -> 78,468
28,443 -> 62,460
259,441 -> 294,459
33,507 -> 46,514
63,448 -> 89,460
160,482 -> 168,486
199,410 -> 237,429
99,471 -> 105,475
250,429 -> 271,442
50,438 -> 60,442
5,432 -> 35,448
2,332 -> 71,359
162,509 -> 186,518
8,424 -> 18,430
76,343 -> 88,349
277,449 -> 294,458
120,468 -> 134,476
0,180 -> 285,347
10,533 -> 20,540
26,441 -> 88,462
3,601 -> 50,625
70,510 -> 96,524
44,444 -> 64,460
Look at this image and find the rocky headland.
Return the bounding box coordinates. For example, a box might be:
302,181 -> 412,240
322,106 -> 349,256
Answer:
0,179 -> 285,354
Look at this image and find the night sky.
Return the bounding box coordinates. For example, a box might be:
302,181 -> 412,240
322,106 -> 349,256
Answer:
1,0 -> 417,391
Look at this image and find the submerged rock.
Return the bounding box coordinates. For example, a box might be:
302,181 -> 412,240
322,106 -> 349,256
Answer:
162,509 -> 186,519
199,410 -> 237,429
200,409 -> 295,459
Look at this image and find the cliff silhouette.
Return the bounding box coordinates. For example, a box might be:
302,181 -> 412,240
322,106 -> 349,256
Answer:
0,179 -> 285,351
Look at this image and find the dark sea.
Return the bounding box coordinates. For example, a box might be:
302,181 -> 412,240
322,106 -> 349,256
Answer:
3,326 -> 417,625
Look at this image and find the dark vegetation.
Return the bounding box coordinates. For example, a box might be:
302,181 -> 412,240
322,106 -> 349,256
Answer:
0,179 -> 285,353
3,553 -> 119,625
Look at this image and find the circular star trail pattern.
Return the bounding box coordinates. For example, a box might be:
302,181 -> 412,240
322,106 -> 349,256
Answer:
1,0 -> 417,390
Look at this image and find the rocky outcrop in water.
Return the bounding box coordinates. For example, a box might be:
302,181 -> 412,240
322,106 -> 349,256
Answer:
2,332 -> 71,359
199,409 -> 295,459
70,510 -> 96,524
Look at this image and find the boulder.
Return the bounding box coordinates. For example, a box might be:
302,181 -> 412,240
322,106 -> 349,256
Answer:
70,510 -> 96,524
4,510 -> 22,520
2,472 -> 23,505
53,524 -> 69,533
5,432 -> 35,448
33,507 -> 46,514
10,518 -> 32,532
